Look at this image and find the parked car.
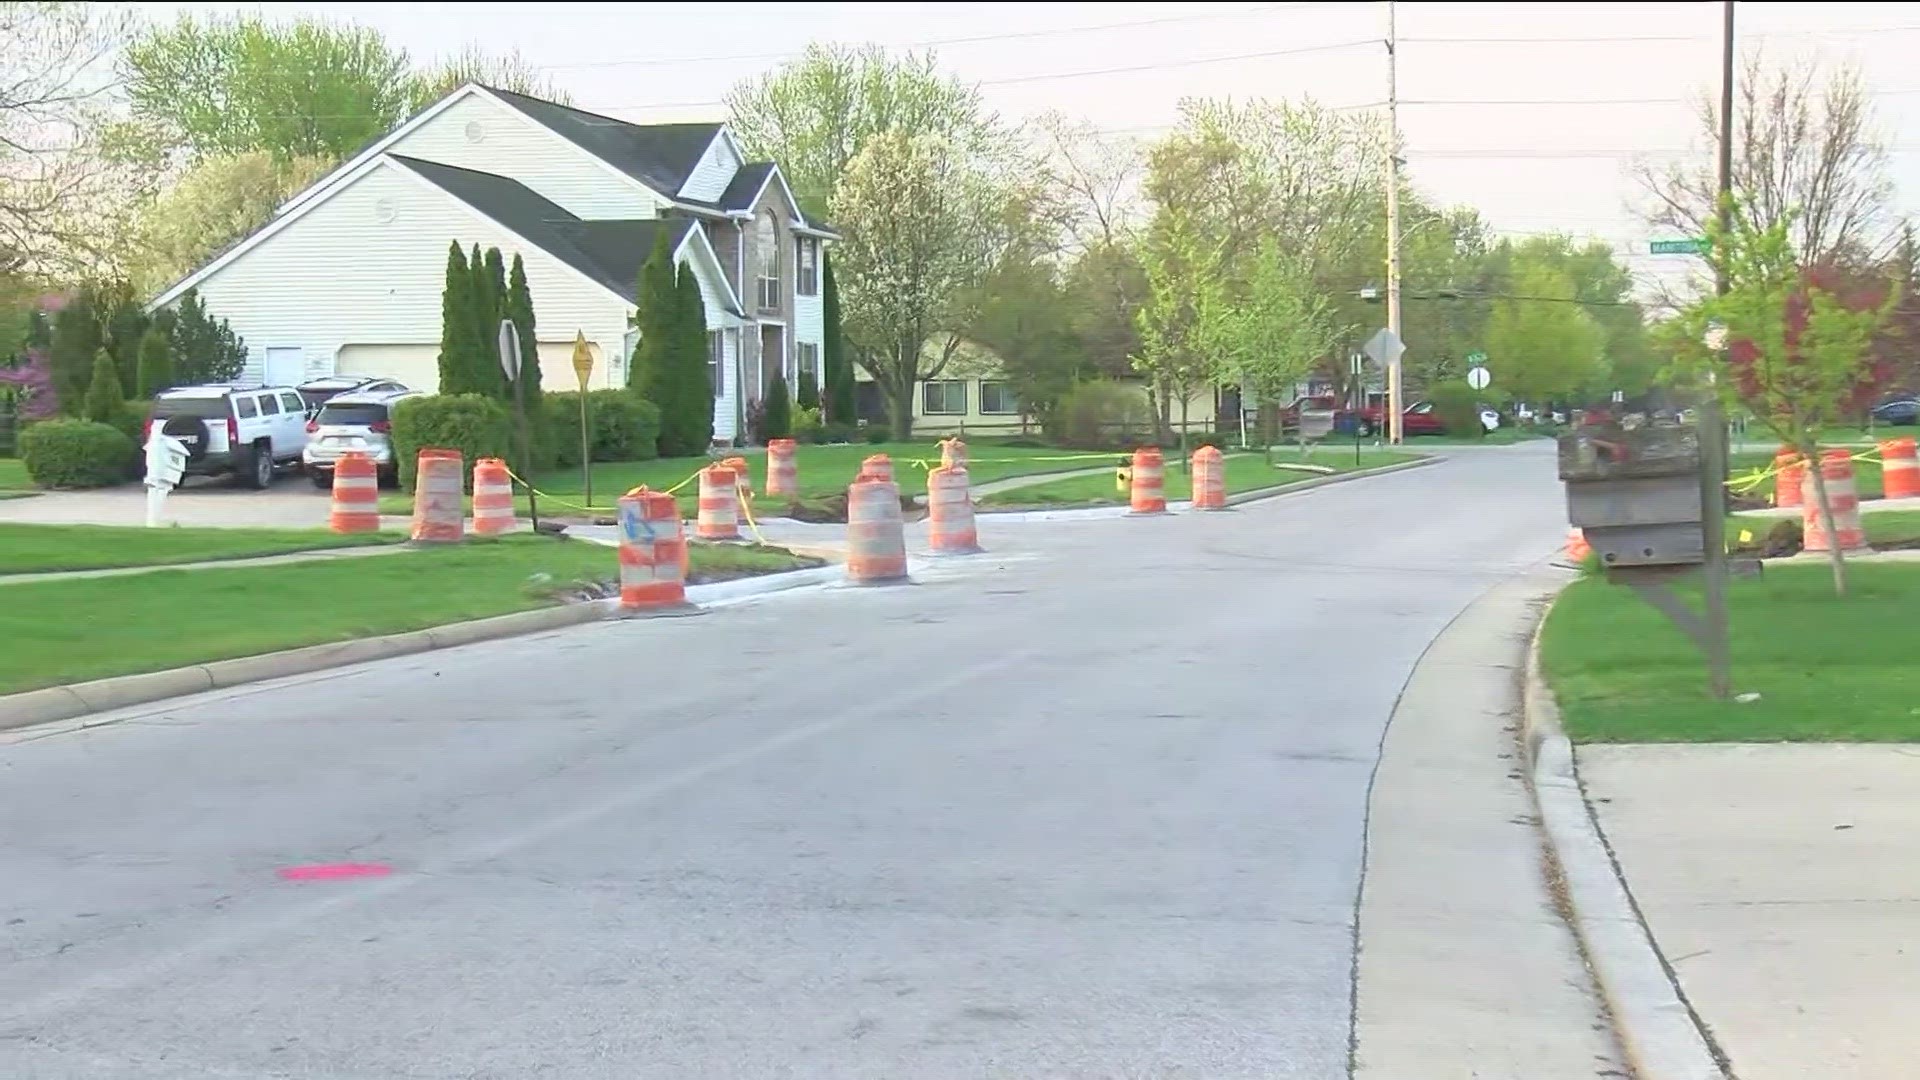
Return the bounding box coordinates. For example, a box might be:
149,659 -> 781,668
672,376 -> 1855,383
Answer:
295,375 -> 409,417
1395,401 -> 1447,437
144,385 -> 311,489
301,387 -> 421,488
1870,397 -> 1918,426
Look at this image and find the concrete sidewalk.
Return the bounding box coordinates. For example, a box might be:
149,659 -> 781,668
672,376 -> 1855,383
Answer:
1582,744 -> 1920,1080
1354,568 -> 1624,1078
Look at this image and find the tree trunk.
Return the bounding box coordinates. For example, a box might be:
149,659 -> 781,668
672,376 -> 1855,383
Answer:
1802,446 -> 1849,597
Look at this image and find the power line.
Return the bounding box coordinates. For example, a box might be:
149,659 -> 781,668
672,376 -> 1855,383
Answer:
531,2 -> 1367,72
1402,87 -> 1920,107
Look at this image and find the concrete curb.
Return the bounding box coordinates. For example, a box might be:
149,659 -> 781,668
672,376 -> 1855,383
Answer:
977,454 -> 1439,521
0,563 -> 841,734
1521,584 -> 1727,1080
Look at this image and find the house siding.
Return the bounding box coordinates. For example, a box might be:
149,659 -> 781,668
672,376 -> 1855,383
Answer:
387,94 -> 666,220
166,161 -> 636,393
679,133 -> 741,202
736,179 -> 800,403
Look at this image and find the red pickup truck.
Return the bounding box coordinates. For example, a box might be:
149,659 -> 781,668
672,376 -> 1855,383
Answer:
1278,395 -> 1444,437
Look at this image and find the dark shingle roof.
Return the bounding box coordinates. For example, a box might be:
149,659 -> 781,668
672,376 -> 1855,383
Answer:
388,155 -> 704,306
716,162 -> 775,211
482,86 -> 721,196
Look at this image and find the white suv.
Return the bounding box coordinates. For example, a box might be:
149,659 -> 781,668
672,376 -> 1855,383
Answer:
143,385 -> 310,489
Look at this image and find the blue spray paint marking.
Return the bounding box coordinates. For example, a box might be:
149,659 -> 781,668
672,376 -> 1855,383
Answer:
618,501 -> 659,544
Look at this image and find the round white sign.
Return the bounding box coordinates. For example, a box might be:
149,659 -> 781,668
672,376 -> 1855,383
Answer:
1466,366 -> 1491,391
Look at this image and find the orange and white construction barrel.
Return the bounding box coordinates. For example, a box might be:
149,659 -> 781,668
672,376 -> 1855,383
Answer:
1190,445 -> 1227,510
859,453 -> 894,484
1772,449 -> 1804,509
1881,436 -> 1919,499
471,457 -> 516,535
846,476 -> 908,585
696,463 -> 742,541
766,438 -> 799,499
1565,528 -> 1592,563
1802,448 -> 1868,553
617,487 -> 691,613
328,451 -> 380,535
1129,447 -> 1167,514
723,456 -> 753,498
927,465 -> 981,555
409,448 -> 465,544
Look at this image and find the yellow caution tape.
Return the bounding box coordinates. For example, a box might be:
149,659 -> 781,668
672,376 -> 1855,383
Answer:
501,464 -> 705,515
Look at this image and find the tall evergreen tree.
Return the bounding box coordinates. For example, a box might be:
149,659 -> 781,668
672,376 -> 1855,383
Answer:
83,349 -> 124,423
672,265 -> 714,452
49,296 -> 100,413
796,366 -> 820,411
480,247 -> 510,399
435,241 -> 473,393
136,328 -> 174,398
822,252 -> 855,424
167,290 -> 247,385
629,227 -> 680,411
764,372 -> 793,440
506,253 -> 541,402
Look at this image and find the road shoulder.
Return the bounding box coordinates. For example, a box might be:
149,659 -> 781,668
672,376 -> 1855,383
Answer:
1353,566 -> 1625,1079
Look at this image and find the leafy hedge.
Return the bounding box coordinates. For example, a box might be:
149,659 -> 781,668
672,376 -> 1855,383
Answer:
1045,380 -> 1154,449
391,394 -> 512,490
19,418 -> 135,489
545,390 -> 661,466
1428,382 -> 1483,438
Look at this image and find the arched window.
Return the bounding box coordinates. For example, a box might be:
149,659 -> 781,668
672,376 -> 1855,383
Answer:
756,210 -> 781,310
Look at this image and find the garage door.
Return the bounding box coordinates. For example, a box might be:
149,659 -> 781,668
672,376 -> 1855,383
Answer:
335,344 -> 441,394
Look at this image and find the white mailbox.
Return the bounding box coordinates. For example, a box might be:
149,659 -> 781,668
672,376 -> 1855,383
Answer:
143,433 -> 190,527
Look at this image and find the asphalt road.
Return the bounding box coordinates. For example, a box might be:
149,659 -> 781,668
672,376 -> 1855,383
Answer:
0,443 -> 1565,1079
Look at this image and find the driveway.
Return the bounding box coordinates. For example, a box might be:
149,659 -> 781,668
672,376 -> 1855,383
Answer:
0,443 -> 1569,1078
0,473 -> 334,529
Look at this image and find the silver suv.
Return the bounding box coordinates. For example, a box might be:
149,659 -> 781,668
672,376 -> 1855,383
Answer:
302,388 -> 420,488
144,385 -> 310,489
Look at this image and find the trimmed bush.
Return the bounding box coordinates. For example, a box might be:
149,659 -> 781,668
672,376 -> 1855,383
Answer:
83,348 -> 123,423
391,394 -> 513,490
763,372 -> 793,441
545,390 -> 661,465
1428,381 -> 1483,438
793,405 -> 825,444
19,418 -> 134,489
1046,380 -> 1153,449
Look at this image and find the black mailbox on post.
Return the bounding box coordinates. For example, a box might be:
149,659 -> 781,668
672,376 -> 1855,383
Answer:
1557,423 -> 1704,568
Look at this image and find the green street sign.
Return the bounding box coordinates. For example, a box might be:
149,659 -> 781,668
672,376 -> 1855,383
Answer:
1466,350 -> 1487,367
1650,238 -> 1706,255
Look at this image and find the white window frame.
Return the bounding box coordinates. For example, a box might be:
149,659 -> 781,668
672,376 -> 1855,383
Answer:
707,330 -> 724,395
979,379 -> 1020,416
922,379 -> 967,416
756,211 -> 781,312
797,236 -> 819,296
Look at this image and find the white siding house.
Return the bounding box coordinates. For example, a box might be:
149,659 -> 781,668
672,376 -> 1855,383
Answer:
148,82 -> 835,447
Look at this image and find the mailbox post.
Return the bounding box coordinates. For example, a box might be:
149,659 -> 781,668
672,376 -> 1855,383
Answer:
1558,421 -> 1741,697
143,433 -> 190,528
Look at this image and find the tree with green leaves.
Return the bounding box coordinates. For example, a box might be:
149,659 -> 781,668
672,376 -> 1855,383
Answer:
968,254 -> 1085,431
832,130 -> 1017,439
505,252 -> 540,404
628,228 -> 679,406
121,14 -> 416,161
48,294 -> 100,412
473,246 -> 509,398
669,266 -> 714,453
436,241 -> 476,394
130,151 -> 331,293
1132,207 -> 1218,445
1660,204 -> 1893,596
166,289 -> 246,385
82,348 -> 121,422
822,252 -> 855,424
136,327 -> 173,398
1200,239 -> 1350,445
796,366 -> 820,412
408,45 -> 571,110
726,45 -> 998,219
1484,261 -> 1607,406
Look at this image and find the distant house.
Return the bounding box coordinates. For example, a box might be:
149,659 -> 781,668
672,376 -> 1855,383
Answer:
147,83 -> 836,444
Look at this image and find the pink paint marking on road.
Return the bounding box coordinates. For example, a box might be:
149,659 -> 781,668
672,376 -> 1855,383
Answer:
276,862 -> 393,882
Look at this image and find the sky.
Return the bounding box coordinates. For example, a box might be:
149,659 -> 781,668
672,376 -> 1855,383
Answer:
139,1 -> 1920,299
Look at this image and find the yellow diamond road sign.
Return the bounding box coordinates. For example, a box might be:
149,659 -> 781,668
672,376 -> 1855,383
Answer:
571,331 -> 594,389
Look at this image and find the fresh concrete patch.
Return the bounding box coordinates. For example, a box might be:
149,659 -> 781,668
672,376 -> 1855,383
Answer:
1522,582 -> 1728,1080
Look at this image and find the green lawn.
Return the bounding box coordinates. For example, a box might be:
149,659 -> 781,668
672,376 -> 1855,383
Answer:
0,524 -> 398,575
374,441 -> 1112,517
1728,509 -> 1920,550
1730,449 -> 1885,502
0,457 -> 27,490
1541,561 -> 1920,742
1402,427 -> 1549,446
979,450 -> 1421,506
0,535 -> 812,695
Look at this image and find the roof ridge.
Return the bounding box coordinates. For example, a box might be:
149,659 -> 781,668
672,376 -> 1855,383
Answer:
478,83 -> 723,135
